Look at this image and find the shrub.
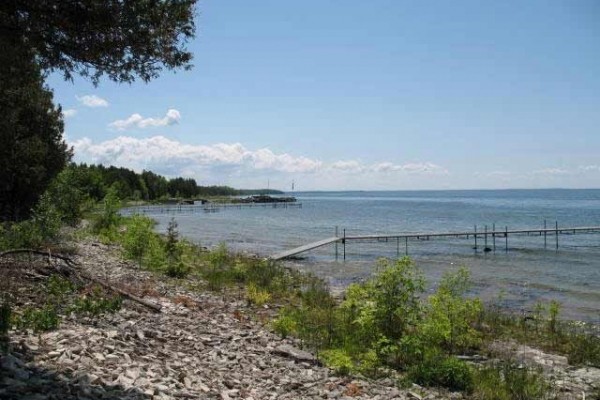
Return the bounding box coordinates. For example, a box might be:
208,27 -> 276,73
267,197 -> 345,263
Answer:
472,361 -> 553,400
272,310 -> 298,338
48,275 -> 75,297
92,187 -> 121,240
13,305 -> 60,332
203,243 -> 230,291
246,283 -> 271,306
165,260 -> 189,278
338,257 -> 425,366
421,267 -> 482,354
70,286 -> 122,316
320,348 -> 354,375
121,215 -> 156,262
408,354 -> 474,392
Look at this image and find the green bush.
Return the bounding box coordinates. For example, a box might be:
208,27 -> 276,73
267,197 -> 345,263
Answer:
48,275 -> 75,297
272,310 -> 298,338
338,257 -> 425,366
92,187 -> 121,240
246,283 -> 271,306
13,305 -> 60,332
69,286 -> 122,316
408,354 -> 474,392
421,267 -> 482,354
320,348 -> 354,375
121,215 -> 156,261
473,361 -> 552,400
0,192 -> 62,250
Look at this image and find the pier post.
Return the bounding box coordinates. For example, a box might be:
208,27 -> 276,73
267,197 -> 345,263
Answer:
555,221 -> 559,250
335,226 -> 339,261
544,220 -> 547,249
505,226 -> 508,252
474,225 -> 478,252
484,225 -> 488,250
493,223 -> 496,252
396,237 -> 400,258
405,237 -> 408,256
343,229 -> 346,261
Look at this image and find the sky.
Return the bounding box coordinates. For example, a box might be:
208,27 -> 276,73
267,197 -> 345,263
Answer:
48,0 -> 600,191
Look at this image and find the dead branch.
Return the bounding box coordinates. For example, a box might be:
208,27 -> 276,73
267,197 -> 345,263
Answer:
80,273 -> 162,313
0,248 -> 77,266
0,248 -> 162,312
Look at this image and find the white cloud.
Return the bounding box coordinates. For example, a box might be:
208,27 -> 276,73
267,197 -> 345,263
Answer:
532,168 -> 569,176
330,160 -> 365,173
76,95 -> 109,107
109,109 -> 181,131
69,135 -> 448,189
579,165 -> 600,172
62,109 -> 77,118
371,161 -> 448,174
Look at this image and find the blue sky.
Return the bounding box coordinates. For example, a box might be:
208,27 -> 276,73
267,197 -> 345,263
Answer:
48,0 -> 600,190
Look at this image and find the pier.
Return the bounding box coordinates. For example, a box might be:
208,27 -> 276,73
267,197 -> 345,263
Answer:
269,223 -> 600,261
121,201 -> 302,216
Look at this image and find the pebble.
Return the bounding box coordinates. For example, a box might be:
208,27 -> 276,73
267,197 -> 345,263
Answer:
1,239 -> 598,400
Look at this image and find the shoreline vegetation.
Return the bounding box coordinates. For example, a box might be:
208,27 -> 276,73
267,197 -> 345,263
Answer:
1,179 -> 600,399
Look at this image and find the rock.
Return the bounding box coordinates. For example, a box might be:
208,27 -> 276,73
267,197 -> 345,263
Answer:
273,344 -> 316,363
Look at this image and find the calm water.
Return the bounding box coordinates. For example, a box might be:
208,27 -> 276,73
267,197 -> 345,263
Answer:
138,189 -> 600,323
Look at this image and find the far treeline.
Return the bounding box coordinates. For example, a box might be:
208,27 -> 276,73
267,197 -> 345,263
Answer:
62,163 -> 283,202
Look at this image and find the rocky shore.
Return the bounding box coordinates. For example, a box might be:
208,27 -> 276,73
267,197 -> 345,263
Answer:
1,240 -> 599,399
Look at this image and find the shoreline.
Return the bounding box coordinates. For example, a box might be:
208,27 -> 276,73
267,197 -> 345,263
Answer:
2,226 -> 599,399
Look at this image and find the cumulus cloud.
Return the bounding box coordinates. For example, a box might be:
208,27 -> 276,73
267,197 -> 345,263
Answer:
62,109 -> 77,118
70,136 -> 321,174
108,109 -> 181,131
76,95 -> 109,107
69,135 -> 447,184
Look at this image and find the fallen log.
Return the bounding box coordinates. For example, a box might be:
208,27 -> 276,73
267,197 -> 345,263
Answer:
0,248 -> 162,313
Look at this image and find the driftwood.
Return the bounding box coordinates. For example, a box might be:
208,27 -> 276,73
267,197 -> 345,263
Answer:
0,248 -> 162,312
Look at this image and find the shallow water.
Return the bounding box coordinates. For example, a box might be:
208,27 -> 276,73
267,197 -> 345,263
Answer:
128,189 -> 600,323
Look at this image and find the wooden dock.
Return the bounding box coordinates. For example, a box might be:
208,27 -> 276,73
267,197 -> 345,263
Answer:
270,237 -> 339,260
122,202 -> 302,215
269,224 -> 600,260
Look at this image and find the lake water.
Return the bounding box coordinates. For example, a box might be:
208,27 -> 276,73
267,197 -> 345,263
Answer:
135,189 -> 600,323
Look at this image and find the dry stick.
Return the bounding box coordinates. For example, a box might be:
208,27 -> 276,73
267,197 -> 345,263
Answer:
80,272 -> 162,313
0,248 -> 162,313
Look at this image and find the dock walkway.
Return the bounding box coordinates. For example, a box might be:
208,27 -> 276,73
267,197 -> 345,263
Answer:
270,237 -> 339,260
269,225 -> 600,260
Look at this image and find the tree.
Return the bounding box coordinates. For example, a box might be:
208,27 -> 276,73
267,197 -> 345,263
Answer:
0,1 -> 197,221
0,35 -> 71,221
0,0 -> 197,84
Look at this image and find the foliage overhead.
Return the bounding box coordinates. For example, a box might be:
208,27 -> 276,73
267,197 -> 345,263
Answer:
0,0 -> 197,84
0,35 -> 71,221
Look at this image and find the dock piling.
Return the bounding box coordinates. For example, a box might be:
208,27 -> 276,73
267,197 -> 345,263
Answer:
335,226 -> 339,261
484,225 -> 488,250
343,229 -> 346,261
